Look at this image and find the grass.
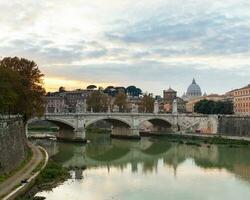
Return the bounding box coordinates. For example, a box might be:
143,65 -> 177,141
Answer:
206,136 -> 249,146
36,160 -> 69,185
160,134 -> 250,147
16,160 -> 70,199
0,147 -> 33,184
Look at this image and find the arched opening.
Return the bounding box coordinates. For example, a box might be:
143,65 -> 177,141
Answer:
28,119 -> 75,140
86,118 -> 131,129
85,118 -> 132,139
139,118 -> 172,135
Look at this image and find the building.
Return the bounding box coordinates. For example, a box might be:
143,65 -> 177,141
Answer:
63,89 -> 92,112
45,96 -> 65,113
44,88 -> 93,113
162,87 -> 186,113
182,78 -> 202,100
163,87 -> 177,102
226,84 -> 250,115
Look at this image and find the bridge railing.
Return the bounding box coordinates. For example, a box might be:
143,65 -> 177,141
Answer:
43,112 -> 216,117
0,114 -> 22,121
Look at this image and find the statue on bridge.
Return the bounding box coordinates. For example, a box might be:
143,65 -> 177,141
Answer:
113,105 -> 119,113
63,104 -> 69,113
172,99 -> 178,114
154,100 -> 159,114
76,99 -> 86,113
131,103 -> 139,113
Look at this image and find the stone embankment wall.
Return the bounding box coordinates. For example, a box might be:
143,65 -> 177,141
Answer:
0,116 -> 28,174
218,115 -> 250,136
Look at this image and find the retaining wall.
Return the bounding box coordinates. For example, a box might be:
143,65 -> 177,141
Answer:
0,116 -> 28,174
218,115 -> 250,136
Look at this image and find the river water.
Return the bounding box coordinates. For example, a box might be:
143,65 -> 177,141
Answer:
32,133 -> 250,200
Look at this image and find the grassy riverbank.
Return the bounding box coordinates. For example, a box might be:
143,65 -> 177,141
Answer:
154,134 -> 250,147
17,160 -> 70,200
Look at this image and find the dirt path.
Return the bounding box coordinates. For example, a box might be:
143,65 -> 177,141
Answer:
0,143 -> 43,198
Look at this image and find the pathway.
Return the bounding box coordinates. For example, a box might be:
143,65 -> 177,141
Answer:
0,143 -> 43,198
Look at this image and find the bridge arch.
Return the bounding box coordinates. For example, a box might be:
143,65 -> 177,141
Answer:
85,117 -> 131,129
28,117 -> 77,140
139,117 -> 173,133
28,118 -> 75,130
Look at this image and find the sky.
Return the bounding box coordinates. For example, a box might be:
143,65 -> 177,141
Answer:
0,0 -> 250,96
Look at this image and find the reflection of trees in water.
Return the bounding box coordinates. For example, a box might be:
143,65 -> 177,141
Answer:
37,135 -> 250,182
142,141 -> 172,155
52,142 -> 85,164
196,146 -> 250,182
88,147 -> 130,161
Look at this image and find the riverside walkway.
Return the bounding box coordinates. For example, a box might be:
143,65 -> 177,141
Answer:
0,143 -> 45,199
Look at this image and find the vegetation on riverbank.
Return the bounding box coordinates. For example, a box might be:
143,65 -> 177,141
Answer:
0,147 -> 33,184
36,160 -> 69,184
152,134 -> 250,147
17,159 -> 70,200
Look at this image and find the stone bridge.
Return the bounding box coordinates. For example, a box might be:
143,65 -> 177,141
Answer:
29,113 -> 218,142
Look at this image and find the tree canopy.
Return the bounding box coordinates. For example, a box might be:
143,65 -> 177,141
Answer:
86,85 -> 97,90
194,99 -> 234,115
59,86 -> 66,93
141,94 -> 154,113
0,57 -> 46,120
114,92 -> 127,112
126,86 -> 142,97
86,90 -> 108,112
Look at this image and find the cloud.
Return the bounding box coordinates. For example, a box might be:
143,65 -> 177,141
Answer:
0,0 -> 250,94
41,61 -> 250,95
106,11 -> 250,56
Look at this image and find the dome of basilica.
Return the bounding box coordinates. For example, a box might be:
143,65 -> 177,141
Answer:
186,78 -> 202,97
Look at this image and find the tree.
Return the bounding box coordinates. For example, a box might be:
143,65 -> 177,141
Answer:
115,87 -> 126,94
194,99 -> 234,114
103,86 -> 117,97
126,86 -> 142,97
141,94 -> 154,113
0,66 -> 19,113
0,57 -> 46,120
114,92 -> 127,112
86,85 -> 97,90
59,86 -> 66,93
86,90 -> 108,112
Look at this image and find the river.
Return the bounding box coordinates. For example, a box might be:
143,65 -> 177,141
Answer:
31,132 -> 250,200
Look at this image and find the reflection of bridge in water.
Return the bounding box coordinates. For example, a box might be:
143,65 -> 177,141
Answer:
44,138 -> 219,172
36,137 -> 250,183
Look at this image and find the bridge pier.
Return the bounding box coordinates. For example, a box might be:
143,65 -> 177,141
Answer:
73,128 -> 87,143
56,128 -> 86,143
111,127 -> 140,140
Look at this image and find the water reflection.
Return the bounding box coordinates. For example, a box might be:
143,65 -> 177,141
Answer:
34,133 -> 250,200
34,134 -> 250,181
